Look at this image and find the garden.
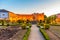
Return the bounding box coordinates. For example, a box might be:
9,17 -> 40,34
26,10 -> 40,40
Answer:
49,26 -> 60,38
0,20 -> 31,40
37,15 -> 60,40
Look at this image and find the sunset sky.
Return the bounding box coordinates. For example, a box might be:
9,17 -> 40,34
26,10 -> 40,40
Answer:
0,0 -> 60,16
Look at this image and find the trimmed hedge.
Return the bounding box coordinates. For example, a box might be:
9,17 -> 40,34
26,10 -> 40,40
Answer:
23,28 -> 31,40
40,28 -> 50,40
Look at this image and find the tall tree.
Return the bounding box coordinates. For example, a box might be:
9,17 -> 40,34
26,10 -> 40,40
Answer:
53,15 -> 56,23
44,15 -> 47,23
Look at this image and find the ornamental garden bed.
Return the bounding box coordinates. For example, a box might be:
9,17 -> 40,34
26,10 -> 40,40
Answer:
8,29 -> 27,40
0,26 -> 27,40
49,26 -> 60,38
0,26 -> 20,40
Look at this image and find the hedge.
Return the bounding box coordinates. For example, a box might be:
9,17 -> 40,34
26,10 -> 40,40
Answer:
23,28 -> 31,40
40,28 -> 50,40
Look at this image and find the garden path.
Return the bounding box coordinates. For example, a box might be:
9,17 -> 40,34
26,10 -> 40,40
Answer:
28,24 -> 45,40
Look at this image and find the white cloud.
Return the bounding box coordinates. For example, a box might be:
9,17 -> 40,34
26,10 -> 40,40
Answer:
42,0 -> 60,16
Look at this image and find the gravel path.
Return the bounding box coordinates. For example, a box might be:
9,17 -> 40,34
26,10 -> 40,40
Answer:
28,25 -> 45,40
46,30 -> 60,40
50,26 -> 60,38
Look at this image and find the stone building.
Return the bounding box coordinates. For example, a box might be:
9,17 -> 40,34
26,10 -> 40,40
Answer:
56,13 -> 60,23
0,9 -> 44,22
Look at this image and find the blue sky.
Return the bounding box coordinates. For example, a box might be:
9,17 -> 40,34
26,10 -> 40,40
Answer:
0,0 -> 60,16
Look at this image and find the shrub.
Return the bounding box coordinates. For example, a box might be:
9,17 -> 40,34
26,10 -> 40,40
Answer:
40,29 -> 50,40
37,23 -> 40,28
7,24 -> 9,26
37,23 -> 44,28
44,24 -> 50,29
21,23 -> 27,29
23,28 -> 31,40
9,22 -> 18,26
40,23 -> 44,26
27,23 -> 32,28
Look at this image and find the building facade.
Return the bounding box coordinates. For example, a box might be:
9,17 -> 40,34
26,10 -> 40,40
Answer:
0,9 -> 9,20
56,13 -> 60,23
0,9 -> 44,22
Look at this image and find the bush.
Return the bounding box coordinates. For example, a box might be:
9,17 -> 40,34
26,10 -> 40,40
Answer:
37,23 -> 40,28
27,23 -> 32,28
23,28 -> 31,40
21,23 -> 27,29
40,23 -> 44,26
37,23 -> 44,28
37,25 -> 40,28
40,29 -> 50,40
9,22 -> 18,26
44,24 -> 50,29
7,24 -> 9,26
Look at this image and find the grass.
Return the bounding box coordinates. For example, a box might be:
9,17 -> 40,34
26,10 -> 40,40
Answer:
40,28 -> 50,40
23,28 -> 31,40
0,22 -> 18,29
0,26 -> 8,29
50,23 -> 60,26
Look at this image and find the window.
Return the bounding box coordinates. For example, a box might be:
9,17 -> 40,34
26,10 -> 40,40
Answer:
2,14 -> 5,16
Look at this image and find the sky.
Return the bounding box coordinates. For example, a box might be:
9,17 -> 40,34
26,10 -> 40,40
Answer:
0,0 -> 60,16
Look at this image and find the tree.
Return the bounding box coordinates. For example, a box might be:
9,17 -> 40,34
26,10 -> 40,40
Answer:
49,15 -> 56,24
44,15 -> 47,23
53,15 -> 56,23
44,15 -> 47,19
46,17 -> 51,24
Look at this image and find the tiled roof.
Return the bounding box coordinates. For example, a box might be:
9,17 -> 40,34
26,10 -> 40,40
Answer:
0,9 -> 9,12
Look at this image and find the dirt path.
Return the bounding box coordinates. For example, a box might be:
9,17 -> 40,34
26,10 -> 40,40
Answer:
28,25 -> 45,40
46,30 -> 60,40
